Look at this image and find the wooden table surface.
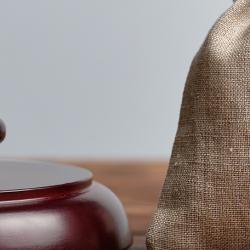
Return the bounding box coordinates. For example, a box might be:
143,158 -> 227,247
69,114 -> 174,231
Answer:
61,160 -> 168,250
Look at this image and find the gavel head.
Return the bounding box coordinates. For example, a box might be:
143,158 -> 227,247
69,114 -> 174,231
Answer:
0,119 -> 6,143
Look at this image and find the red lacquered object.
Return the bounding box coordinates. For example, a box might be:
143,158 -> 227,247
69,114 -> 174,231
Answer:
0,122 -> 132,250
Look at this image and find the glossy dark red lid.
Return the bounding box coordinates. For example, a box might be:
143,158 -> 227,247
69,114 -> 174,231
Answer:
0,160 -> 93,201
0,121 -> 92,196
0,121 -> 132,250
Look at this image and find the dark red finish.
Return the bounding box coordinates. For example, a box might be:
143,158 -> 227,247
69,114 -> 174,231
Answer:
0,120 -> 5,143
0,160 -> 132,250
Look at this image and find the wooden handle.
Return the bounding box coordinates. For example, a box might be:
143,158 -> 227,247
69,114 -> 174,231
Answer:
0,119 -> 6,143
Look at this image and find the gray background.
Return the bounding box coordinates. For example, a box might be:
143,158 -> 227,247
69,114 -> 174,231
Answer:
0,0 -> 231,159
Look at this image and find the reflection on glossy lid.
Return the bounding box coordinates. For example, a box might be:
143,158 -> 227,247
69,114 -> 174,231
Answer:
0,160 -> 92,192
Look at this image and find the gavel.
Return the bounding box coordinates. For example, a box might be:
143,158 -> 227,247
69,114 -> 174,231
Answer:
0,119 -> 6,143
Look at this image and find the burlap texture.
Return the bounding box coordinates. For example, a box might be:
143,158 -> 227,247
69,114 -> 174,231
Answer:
146,1 -> 250,249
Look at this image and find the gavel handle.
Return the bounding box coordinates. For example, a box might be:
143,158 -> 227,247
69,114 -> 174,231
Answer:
0,119 -> 6,143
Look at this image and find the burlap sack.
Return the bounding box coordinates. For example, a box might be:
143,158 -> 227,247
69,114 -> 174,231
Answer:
146,1 -> 250,249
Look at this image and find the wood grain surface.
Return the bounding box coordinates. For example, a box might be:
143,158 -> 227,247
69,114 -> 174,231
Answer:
61,160 -> 168,250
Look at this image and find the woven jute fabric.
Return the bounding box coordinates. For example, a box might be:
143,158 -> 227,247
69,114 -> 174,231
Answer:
146,1 -> 250,249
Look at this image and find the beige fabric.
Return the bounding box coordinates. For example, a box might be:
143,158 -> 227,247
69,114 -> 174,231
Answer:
146,1 -> 250,249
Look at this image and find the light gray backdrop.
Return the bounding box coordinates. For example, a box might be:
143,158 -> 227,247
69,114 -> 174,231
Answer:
0,0 -> 231,159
